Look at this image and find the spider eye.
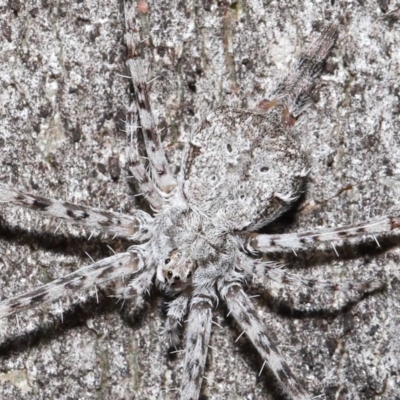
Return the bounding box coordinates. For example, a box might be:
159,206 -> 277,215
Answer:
187,271 -> 192,278
165,258 -> 171,264
167,271 -> 173,278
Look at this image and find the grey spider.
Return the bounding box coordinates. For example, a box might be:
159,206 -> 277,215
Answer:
0,3 -> 395,400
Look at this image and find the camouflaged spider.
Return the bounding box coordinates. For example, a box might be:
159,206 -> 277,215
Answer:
0,3 -> 395,400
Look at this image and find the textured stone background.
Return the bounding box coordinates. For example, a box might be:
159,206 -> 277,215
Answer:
0,0 -> 399,399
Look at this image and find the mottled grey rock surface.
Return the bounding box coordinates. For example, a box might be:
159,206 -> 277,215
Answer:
0,0 -> 399,399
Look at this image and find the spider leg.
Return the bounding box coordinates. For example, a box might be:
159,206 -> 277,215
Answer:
124,2 -> 177,195
165,292 -> 190,347
243,259 -> 383,294
123,3 -> 164,210
0,183 -> 152,240
114,260 -> 155,314
256,23 -> 338,126
248,262 -> 382,316
125,100 -> 164,210
219,281 -> 310,400
242,215 -> 400,254
180,288 -> 215,400
0,251 -> 142,319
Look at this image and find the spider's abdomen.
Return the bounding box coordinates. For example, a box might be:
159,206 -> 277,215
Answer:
183,106 -> 308,230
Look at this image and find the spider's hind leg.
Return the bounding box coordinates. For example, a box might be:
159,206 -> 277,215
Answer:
246,259 -> 383,295
180,288 -> 214,400
244,259 -> 384,315
219,280 -> 310,400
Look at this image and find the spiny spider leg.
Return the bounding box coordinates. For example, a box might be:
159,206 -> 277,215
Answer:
257,23 -> 339,123
180,289 -> 214,400
0,251 -> 141,319
124,2 -> 177,195
243,215 -> 400,253
0,183 -> 152,240
164,292 -> 190,347
219,281 -> 310,400
125,100 -> 164,210
243,259 -> 382,294
114,260 -> 155,315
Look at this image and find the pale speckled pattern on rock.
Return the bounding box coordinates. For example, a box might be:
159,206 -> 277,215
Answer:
0,1 -> 399,400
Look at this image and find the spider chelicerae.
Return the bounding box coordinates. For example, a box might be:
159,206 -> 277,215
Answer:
0,2 -> 397,399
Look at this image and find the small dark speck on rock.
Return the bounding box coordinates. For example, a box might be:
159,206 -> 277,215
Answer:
69,125 -> 82,142
368,324 -> 380,336
343,314 -> 355,334
97,163 -> 107,175
203,0 -> 212,11
8,0 -> 21,13
324,385 -> 340,400
377,0 -> 389,13
326,152 -> 335,167
350,84 -> 364,96
391,276 -> 400,290
29,7 -> 39,17
2,23 -> 12,42
324,61 -> 338,74
108,156 -> 121,181
326,337 -> 338,356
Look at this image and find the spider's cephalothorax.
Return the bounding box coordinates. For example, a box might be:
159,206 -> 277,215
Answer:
0,5 -> 392,400
152,203 -> 231,292
152,101 -> 311,296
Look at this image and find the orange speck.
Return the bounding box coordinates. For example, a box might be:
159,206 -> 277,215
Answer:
256,98 -> 278,111
138,1 -> 149,14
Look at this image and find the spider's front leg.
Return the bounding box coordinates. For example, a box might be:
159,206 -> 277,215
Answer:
124,2 -> 177,197
125,100 -> 164,210
256,23 -> 338,126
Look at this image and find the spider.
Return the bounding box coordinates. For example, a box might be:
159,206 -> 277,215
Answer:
0,1 -> 397,399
